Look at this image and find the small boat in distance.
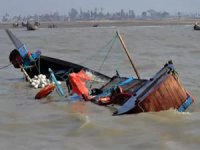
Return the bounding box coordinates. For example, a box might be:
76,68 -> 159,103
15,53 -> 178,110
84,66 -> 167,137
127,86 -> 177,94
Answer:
194,22 -> 200,30
26,21 -> 39,31
93,24 -> 99,27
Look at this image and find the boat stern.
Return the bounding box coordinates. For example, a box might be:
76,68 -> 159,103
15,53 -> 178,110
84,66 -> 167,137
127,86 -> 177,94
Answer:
113,61 -> 195,115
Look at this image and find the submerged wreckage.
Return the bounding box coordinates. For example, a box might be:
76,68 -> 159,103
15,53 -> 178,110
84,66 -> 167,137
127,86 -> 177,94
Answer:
6,29 -> 194,115
6,29 -> 110,81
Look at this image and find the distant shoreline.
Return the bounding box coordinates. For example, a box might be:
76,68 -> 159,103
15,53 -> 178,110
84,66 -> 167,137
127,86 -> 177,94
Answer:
0,19 -> 198,29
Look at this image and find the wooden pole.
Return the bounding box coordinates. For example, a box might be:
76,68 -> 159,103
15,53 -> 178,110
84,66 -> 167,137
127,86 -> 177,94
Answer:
116,31 -> 141,79
20,65 -> 32,83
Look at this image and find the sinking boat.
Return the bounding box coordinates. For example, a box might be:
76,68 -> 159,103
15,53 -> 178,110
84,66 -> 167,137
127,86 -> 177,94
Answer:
27,23 -> 38,31
6,29 -> 195,115
69,61 -> 194,115
194,23 -> 200,30
90,61 -> 194,115
93,24 -> 99,27
26,20 -> 40,31
6,29 -> 110,82
68,32 -> 195,115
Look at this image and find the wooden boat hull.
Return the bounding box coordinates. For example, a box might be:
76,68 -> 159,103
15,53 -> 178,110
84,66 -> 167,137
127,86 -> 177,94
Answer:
113,61 -> 194,115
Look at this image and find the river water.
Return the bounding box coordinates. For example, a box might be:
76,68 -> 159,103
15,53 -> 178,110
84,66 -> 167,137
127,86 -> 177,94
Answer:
0,25 -> 200,150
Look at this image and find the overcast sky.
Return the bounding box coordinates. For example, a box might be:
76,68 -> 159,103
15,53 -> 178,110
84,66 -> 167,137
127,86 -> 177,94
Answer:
0,0 -> 200,16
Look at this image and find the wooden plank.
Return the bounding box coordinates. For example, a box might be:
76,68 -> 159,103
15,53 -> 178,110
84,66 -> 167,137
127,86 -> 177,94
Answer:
168,76 -> 183,106
141,75 -> 174,112
165,75 -> 182,108
142,88 -> 165,112
157,77 -> 176,109
151,90 -> 165,111
154,90 -> 167,110
168,75 -> 187,106
169,75 -> 187,103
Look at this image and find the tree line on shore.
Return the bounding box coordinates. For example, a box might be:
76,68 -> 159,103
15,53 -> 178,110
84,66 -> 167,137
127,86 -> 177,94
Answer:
1,8 -> 200,22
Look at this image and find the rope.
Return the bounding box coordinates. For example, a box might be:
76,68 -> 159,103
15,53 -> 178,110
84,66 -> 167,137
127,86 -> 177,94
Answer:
81,34 -> 118,65
89,35 -> 118,89
0,63 -> 12,70
96,35 -> 118,73
23,56 -> 41,74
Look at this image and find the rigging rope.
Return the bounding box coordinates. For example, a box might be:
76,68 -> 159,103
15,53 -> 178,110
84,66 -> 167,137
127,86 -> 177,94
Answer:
88,34 -> 118,89
0,63 -> 12,70
96,35 -> 118,73
81,34 -> 118,65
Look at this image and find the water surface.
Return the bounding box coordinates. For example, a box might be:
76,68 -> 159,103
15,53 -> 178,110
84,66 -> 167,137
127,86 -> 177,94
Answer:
0,25 -> 199,150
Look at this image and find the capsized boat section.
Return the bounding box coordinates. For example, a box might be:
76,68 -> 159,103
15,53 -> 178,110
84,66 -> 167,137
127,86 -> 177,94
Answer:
113,61 -> 194,115
24,55 -> 110,81
6,29 -> 111,82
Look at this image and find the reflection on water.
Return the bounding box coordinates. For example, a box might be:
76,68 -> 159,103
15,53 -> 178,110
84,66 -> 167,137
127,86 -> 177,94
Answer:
0,25 -> 200,149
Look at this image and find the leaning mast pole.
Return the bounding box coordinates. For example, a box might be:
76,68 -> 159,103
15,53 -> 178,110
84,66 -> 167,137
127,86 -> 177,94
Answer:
116,31 -> 141,79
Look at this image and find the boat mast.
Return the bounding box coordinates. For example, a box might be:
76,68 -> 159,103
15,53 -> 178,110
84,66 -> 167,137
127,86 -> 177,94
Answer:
116,31 -> 141,79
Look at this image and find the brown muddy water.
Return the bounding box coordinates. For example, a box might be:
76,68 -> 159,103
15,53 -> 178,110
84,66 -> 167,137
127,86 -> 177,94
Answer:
0,25 -> 200,150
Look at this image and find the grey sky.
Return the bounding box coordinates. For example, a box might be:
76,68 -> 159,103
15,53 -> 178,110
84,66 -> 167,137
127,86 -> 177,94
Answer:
0,0 -> 200,16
